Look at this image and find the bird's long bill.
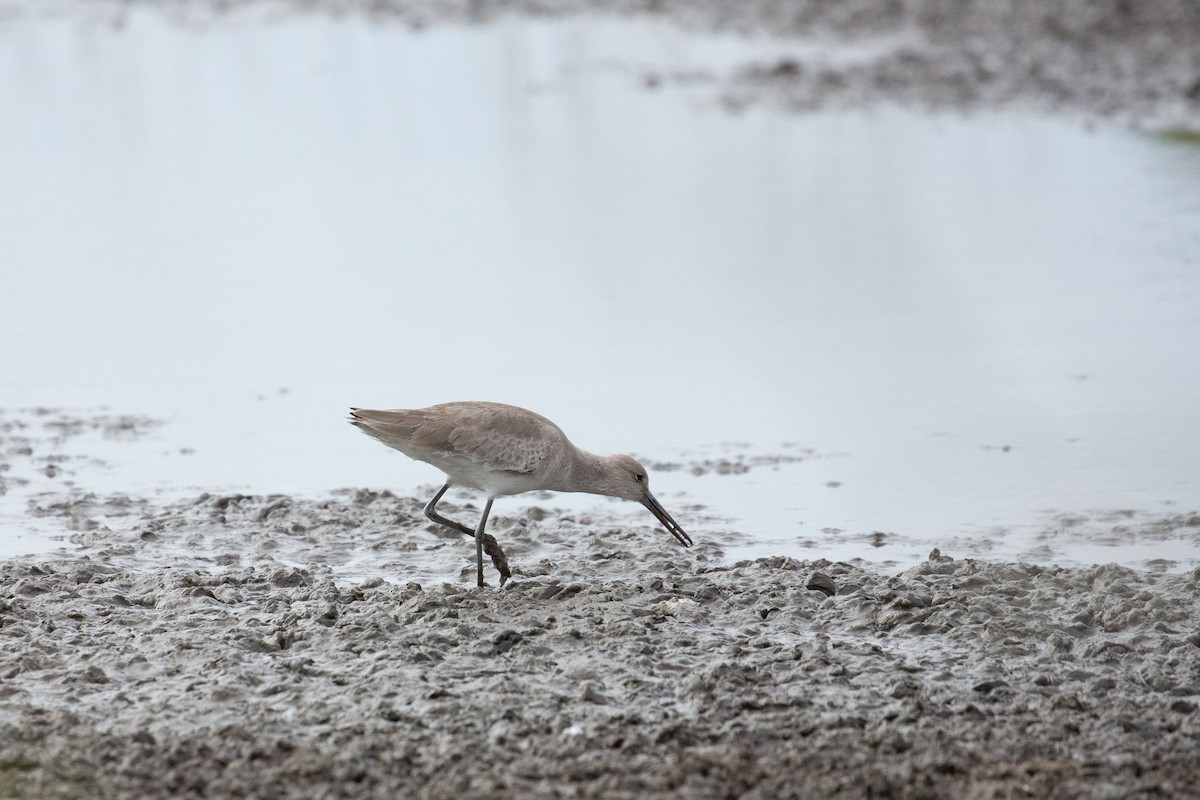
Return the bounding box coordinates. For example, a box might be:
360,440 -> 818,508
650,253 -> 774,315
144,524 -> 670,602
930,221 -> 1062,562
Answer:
641,492 -> 693,548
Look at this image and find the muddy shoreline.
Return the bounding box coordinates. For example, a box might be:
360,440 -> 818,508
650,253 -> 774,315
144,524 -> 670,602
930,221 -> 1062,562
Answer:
3,491 -> 1200,798
5,0 -> 1199,130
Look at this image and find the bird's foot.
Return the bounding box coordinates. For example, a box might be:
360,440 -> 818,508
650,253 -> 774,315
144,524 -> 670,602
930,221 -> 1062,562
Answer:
480,533 -> 512,586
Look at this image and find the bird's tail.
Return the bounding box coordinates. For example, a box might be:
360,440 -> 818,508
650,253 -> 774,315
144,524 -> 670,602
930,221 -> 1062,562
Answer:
347,407 -> 423,452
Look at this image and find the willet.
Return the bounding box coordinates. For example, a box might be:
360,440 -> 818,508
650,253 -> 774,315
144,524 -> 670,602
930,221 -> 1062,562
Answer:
348,402 -> 691,587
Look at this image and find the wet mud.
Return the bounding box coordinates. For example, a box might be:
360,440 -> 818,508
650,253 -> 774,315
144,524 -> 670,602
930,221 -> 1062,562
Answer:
3,490 -> 1200,798
0,408 -> 163,497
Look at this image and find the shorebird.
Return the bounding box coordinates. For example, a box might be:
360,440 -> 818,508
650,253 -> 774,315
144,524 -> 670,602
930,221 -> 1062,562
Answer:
348,402 -> 691,587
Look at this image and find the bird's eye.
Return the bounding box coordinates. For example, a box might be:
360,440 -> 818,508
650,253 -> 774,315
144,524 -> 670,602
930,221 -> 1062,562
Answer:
635,473 -> 645,482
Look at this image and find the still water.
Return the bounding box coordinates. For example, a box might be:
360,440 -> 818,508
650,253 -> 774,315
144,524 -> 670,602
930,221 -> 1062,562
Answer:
2,11 -> 1199,568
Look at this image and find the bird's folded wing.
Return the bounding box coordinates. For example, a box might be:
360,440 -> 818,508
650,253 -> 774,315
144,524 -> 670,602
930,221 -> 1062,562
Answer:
353,405 -> 557,474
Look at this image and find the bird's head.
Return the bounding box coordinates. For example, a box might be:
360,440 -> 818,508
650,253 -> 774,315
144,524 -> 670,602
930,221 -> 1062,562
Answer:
600,454 -> 692,547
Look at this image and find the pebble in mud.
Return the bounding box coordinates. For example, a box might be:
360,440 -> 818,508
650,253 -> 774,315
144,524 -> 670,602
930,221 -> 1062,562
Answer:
805,571 -> 837,597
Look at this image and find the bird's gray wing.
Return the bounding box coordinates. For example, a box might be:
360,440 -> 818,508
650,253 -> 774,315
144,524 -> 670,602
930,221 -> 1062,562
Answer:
350,403 -> 563,474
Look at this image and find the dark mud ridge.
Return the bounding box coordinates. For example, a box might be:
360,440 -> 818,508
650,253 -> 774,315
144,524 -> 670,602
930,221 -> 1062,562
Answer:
2,493 -> 1198,798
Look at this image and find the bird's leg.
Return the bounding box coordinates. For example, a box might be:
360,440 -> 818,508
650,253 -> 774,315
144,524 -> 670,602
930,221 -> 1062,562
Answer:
474,497 -> 494,589
423,483 -> 476,536
423,483 -> 512,586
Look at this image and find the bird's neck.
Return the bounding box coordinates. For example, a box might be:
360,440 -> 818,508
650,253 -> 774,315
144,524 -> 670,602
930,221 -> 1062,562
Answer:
556,447 -> 612,496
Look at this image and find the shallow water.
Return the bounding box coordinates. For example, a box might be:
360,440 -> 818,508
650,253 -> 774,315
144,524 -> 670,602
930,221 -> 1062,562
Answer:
2,10 -> 1199,569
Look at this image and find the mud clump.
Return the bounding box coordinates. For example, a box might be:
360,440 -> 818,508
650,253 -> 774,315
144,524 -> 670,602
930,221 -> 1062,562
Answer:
2,539 -> 1198,798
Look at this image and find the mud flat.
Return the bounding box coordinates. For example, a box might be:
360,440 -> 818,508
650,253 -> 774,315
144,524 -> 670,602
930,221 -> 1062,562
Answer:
1,491 -> 1198,799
